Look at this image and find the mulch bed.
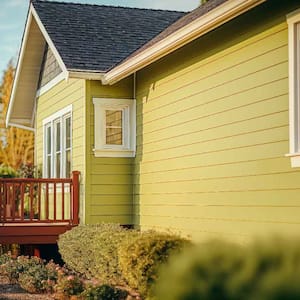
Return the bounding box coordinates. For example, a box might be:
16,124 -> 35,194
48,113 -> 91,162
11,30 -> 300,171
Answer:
0,276 -> 54,300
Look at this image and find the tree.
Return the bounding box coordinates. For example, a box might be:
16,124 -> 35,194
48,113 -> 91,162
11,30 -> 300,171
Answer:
0,60 -> 34,170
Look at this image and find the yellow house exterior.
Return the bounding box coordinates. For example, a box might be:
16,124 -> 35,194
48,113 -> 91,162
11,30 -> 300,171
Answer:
7,0 -> 300,243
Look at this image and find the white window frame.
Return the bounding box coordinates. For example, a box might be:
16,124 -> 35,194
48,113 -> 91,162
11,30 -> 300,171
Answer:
93,98 -> 136,157
43,105 -> 72,177
287,9 -> 300,167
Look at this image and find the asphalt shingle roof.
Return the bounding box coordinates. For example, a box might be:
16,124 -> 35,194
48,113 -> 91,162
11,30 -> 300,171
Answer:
32,0 -> 185,72
124,0 -> 229,62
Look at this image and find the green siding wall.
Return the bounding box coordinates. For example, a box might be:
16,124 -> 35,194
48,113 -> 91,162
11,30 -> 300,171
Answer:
134,6 -> 300,242
35,78 -> 86,221
85,79 -> 134,224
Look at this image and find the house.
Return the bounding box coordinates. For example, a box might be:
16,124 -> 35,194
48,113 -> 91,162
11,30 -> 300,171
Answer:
4,0 -> 300,245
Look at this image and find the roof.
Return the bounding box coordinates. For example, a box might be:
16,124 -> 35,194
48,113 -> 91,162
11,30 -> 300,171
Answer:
32,0 -> 185,72
125,0 -> 229,62
104,0 -> 266,84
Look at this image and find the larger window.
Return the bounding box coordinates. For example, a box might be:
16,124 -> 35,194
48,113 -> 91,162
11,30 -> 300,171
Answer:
93,98 -> 136,157
287,9 -> 300,167
43,105 -> 72,178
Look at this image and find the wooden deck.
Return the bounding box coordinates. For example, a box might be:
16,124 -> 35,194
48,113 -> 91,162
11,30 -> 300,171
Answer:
0,171 -> 80,244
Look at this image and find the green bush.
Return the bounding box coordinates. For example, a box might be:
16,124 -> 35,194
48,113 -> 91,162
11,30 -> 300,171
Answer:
154,238 -> 300,300
18,260 -> 58,293
54,268 -> 84,297
0,164 -> 17,178
58,223 -> 138,284
118,231 -> 190,297
58,224 -> 101,278
81,284 -> 128,300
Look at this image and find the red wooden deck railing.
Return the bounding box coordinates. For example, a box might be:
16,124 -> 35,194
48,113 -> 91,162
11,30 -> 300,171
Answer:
0,171 -> 80,224
0,171 -> 80,244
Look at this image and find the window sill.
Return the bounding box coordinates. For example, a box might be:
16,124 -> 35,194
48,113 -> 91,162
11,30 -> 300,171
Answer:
285,153 -> 300,167
93,148 -> 135,158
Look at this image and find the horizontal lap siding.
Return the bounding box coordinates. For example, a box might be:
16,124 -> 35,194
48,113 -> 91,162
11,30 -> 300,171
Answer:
36,78 -> 86,221
134,17 -> 299,242
85,79 -> 134,224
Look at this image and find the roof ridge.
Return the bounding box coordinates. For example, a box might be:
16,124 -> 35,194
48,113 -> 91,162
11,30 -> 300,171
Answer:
32,0 -> 185,13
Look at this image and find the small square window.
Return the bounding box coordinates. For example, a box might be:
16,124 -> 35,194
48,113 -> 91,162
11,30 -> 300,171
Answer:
93,98 -> 136,157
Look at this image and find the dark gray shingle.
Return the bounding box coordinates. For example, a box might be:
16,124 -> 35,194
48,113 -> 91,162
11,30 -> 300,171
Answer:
32,0 -> 185,72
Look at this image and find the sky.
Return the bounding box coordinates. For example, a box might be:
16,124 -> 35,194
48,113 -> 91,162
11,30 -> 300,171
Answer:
0,0 -> 199,76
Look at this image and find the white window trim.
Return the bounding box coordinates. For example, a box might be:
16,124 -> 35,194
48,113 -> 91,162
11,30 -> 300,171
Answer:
43,105 -> 72,177
93,98 -> 136,158
36,72 -> 67,98
286,9 -> 300,167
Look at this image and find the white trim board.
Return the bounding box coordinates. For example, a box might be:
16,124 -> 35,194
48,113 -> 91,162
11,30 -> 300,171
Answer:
36,72 -> 67,98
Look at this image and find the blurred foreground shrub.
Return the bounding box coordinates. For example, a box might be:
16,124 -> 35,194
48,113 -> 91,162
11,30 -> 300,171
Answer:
154,238 -> 300,300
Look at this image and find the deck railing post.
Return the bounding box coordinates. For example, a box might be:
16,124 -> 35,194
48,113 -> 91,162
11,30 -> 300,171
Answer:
72,171 -> 80,225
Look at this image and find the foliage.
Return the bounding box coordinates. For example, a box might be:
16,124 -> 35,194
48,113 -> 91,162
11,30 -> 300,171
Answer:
17,163 -> 41,178
154,238 -> 300,300
54,267 -> 84,297
81,284 -> 128,300
118,231 -> 190,297
58,224 -> 105,279
0,60 -> 34,169
0,255 -> 42,283
59,224 -> 139,285
18,259 -> 58,293
90,224 -> 138,284
0,164 -> 17,178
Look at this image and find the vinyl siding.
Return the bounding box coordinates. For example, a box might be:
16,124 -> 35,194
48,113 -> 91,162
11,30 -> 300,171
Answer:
133,5 -> 300,242
35,78 -> 86,221
85,79 -> 134,224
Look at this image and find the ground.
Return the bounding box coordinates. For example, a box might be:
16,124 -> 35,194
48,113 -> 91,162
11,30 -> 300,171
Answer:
0,276 -> 53,300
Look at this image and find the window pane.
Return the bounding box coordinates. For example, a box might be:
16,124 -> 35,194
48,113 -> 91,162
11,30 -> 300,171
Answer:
66,150 -> 71,178
65,117 -> 71,149
47,156 -> 51,178
106,128 -> 122,145
55,122 -> 61,151
56,153 -> 61,178
106,110 -> 122,127
46,126 -> 51,155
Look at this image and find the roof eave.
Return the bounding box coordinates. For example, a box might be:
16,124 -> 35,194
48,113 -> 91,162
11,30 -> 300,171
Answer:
103,0 -> 266,85
6,3 -> 68,129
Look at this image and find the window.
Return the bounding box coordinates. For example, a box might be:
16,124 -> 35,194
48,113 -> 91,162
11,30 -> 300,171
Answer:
43,105 -> 72,177
93,98 -> 136,157
287,9 -> 300,167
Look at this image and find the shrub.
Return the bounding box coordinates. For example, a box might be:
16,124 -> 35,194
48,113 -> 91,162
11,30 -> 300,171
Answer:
19,259 -> 59,293
0,164 -> 17,178
54,268 -> 84,298
3,256 -> 59,293
81,284 -> 128,300
118,231 -> 190,297
58,224 -> 102,278
58,223 -> 138,284
154,238 -> 300,300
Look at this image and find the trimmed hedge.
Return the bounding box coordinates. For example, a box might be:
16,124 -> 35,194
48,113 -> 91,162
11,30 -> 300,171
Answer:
58,224 -> 189,296
58,224 -> 101,278
119,231 -> 190,297
58,224 -> 138,284
154,238 -> 300,300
